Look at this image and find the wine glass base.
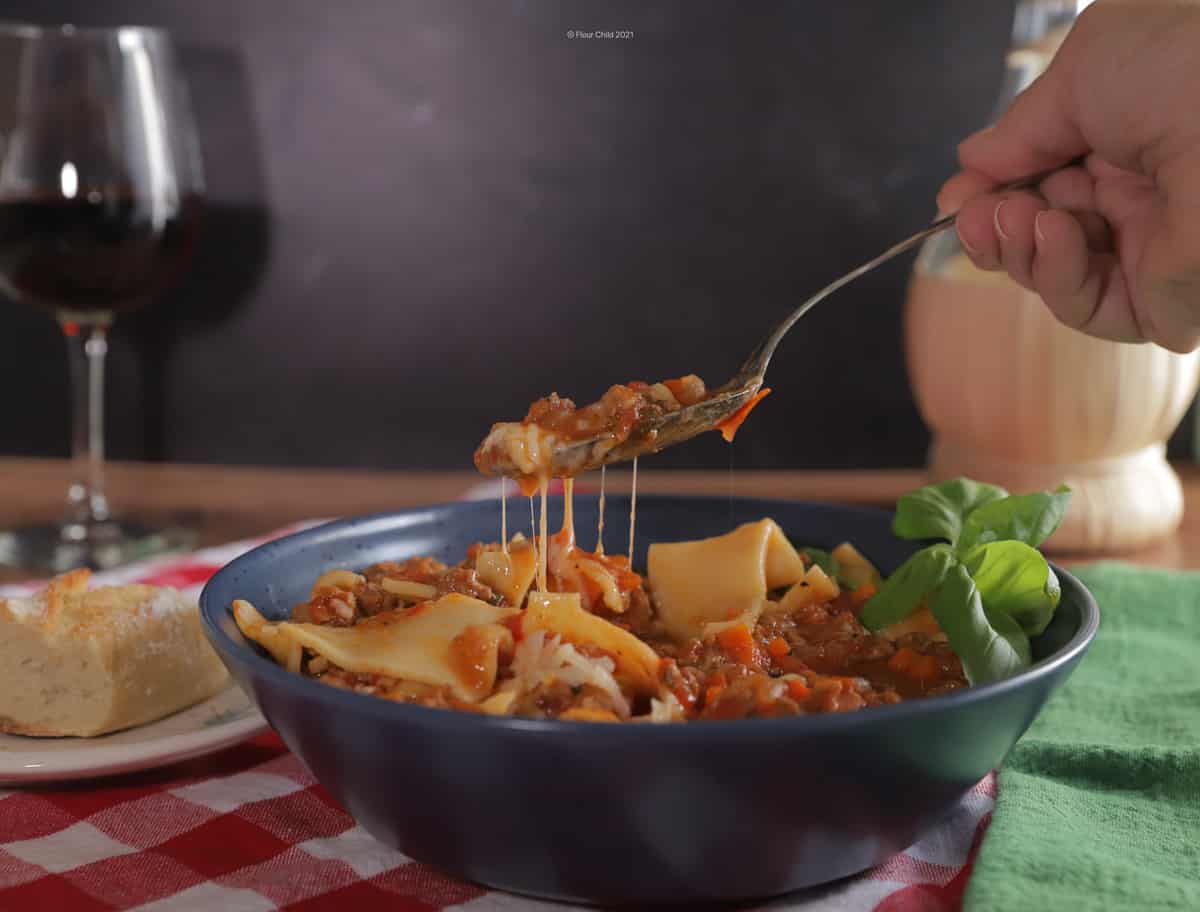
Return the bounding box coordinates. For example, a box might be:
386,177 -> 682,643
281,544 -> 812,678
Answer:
0,519 -> 197,574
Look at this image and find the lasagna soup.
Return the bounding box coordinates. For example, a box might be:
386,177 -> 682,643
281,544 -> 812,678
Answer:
474,375 -> 714,494
234,507 -> 966,722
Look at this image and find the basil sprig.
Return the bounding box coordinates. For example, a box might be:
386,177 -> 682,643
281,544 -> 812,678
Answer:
860,478 -> 1071,685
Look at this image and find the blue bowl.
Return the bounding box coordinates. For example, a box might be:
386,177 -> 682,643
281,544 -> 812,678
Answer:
199,495 -> 1098,905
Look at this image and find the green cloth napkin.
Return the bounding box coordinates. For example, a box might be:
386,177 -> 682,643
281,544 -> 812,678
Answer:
965,562 -> 1200,912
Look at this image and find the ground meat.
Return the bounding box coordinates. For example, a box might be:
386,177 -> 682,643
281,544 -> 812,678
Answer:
658,658 -> 703,714
760,605 -> 898,674
319,668 -> 470,710
319,668 -> 399,696
435,567 -> 495,602
508,681 -> 625,720
303,591 -> 358,626
702,675 -> 803,719
351,561 -> 496,611
362,557 -> 446,585
659,590 -> 964,716
495,376 -> 712,448
354,583 -> 403,617
591,585 -> 657,640
809,676 -> 869,713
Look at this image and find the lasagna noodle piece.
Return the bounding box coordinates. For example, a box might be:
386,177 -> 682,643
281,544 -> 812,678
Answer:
881,605 -> 947,643
0,570 -> 230,737
647,518 -> 807,641
474,535 -> 538,607
233,593 -> 517,702
522,591 -> 660,694
774,563 -> 840,613
475,422 -> 560,495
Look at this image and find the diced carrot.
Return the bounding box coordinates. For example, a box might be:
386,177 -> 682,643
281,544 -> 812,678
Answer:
767,636 -> 790,659
888,646 -> 917,673
703,670 -> 728,708
715,387 -> 772,443
663,378 -> 688,401
889,647 -> 941,681
786,678 -> 810,701
910,654 -> 941,681
717,624 -> 758,667
850,581 -> 878,605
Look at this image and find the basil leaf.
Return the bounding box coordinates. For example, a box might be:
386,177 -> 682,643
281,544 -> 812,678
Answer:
963,540 -> 1061,636
801,547 -> 840,582
892,478 -> 1009,545
859,544 -> 956,631
956,485 -> 1072,553
929,562 -> 1031,686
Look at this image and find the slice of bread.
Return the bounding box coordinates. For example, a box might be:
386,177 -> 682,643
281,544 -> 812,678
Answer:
0,569 -> 230,737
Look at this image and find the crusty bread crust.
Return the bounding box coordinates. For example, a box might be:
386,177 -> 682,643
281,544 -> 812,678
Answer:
0,572 -> 229,738
0,715 -> 68,737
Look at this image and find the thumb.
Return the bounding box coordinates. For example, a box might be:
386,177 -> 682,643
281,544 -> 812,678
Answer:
957,62 -> 1088,186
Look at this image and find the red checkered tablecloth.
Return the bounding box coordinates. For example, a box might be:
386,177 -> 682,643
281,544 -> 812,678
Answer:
0,523 -> 996,912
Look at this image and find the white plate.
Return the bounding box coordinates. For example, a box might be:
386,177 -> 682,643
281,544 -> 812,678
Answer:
0,681 -> 267,785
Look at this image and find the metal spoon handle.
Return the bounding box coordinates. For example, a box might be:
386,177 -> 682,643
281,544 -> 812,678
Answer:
733,155 -> 1088,384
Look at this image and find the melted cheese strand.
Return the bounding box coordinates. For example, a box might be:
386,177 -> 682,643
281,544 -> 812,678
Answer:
529,495 -> 536,540
627,456 -> 638,560
561,477 -> 575,547
596,464 -> 606,555
501,476 -> 508,555
537,477 -> 549,592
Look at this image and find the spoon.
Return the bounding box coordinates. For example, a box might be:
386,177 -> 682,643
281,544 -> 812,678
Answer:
498,158 -> 1085,480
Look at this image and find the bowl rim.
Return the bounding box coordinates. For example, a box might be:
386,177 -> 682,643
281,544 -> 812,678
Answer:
199,495 -> 1100,742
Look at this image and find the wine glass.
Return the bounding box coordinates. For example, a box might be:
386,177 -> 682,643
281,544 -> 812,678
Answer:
0,24 -> 204,572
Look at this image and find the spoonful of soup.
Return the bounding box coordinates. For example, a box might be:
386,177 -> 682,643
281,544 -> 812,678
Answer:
474,374 -> 766,494
474,159 -> 1084,490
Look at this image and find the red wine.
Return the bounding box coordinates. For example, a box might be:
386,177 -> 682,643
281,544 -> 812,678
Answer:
0,193 -> 202,316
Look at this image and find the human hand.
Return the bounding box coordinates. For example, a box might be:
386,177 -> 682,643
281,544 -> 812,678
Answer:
937,0 -> 1200,352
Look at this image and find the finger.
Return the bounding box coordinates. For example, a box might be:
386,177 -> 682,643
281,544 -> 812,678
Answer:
936,170 -> 995,215
958,68 -> 1089,181
1038,166 -> 1094,210
953,192 -> 1006,271
939,159 -> 1093,221
1036,168 -> 1113,251
1071,211 -> 1115,253
1132,201 -> 1200,353
1138,267 -> 1200,353
1085,154 -> 1135,182
1093,169 -> 1158,226
993,191 -> 1048,290
1031,209 -> 1143,343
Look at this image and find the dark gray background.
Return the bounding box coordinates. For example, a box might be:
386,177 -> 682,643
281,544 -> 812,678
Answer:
7,1 -> 1165,473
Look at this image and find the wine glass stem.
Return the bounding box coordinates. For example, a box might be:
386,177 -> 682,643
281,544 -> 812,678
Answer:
59,314 -> 113,531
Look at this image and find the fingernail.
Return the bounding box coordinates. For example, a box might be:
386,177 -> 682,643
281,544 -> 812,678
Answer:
957,225 -> 979,255
993,201 -> 1010,241
1034,210 -> 1047,243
